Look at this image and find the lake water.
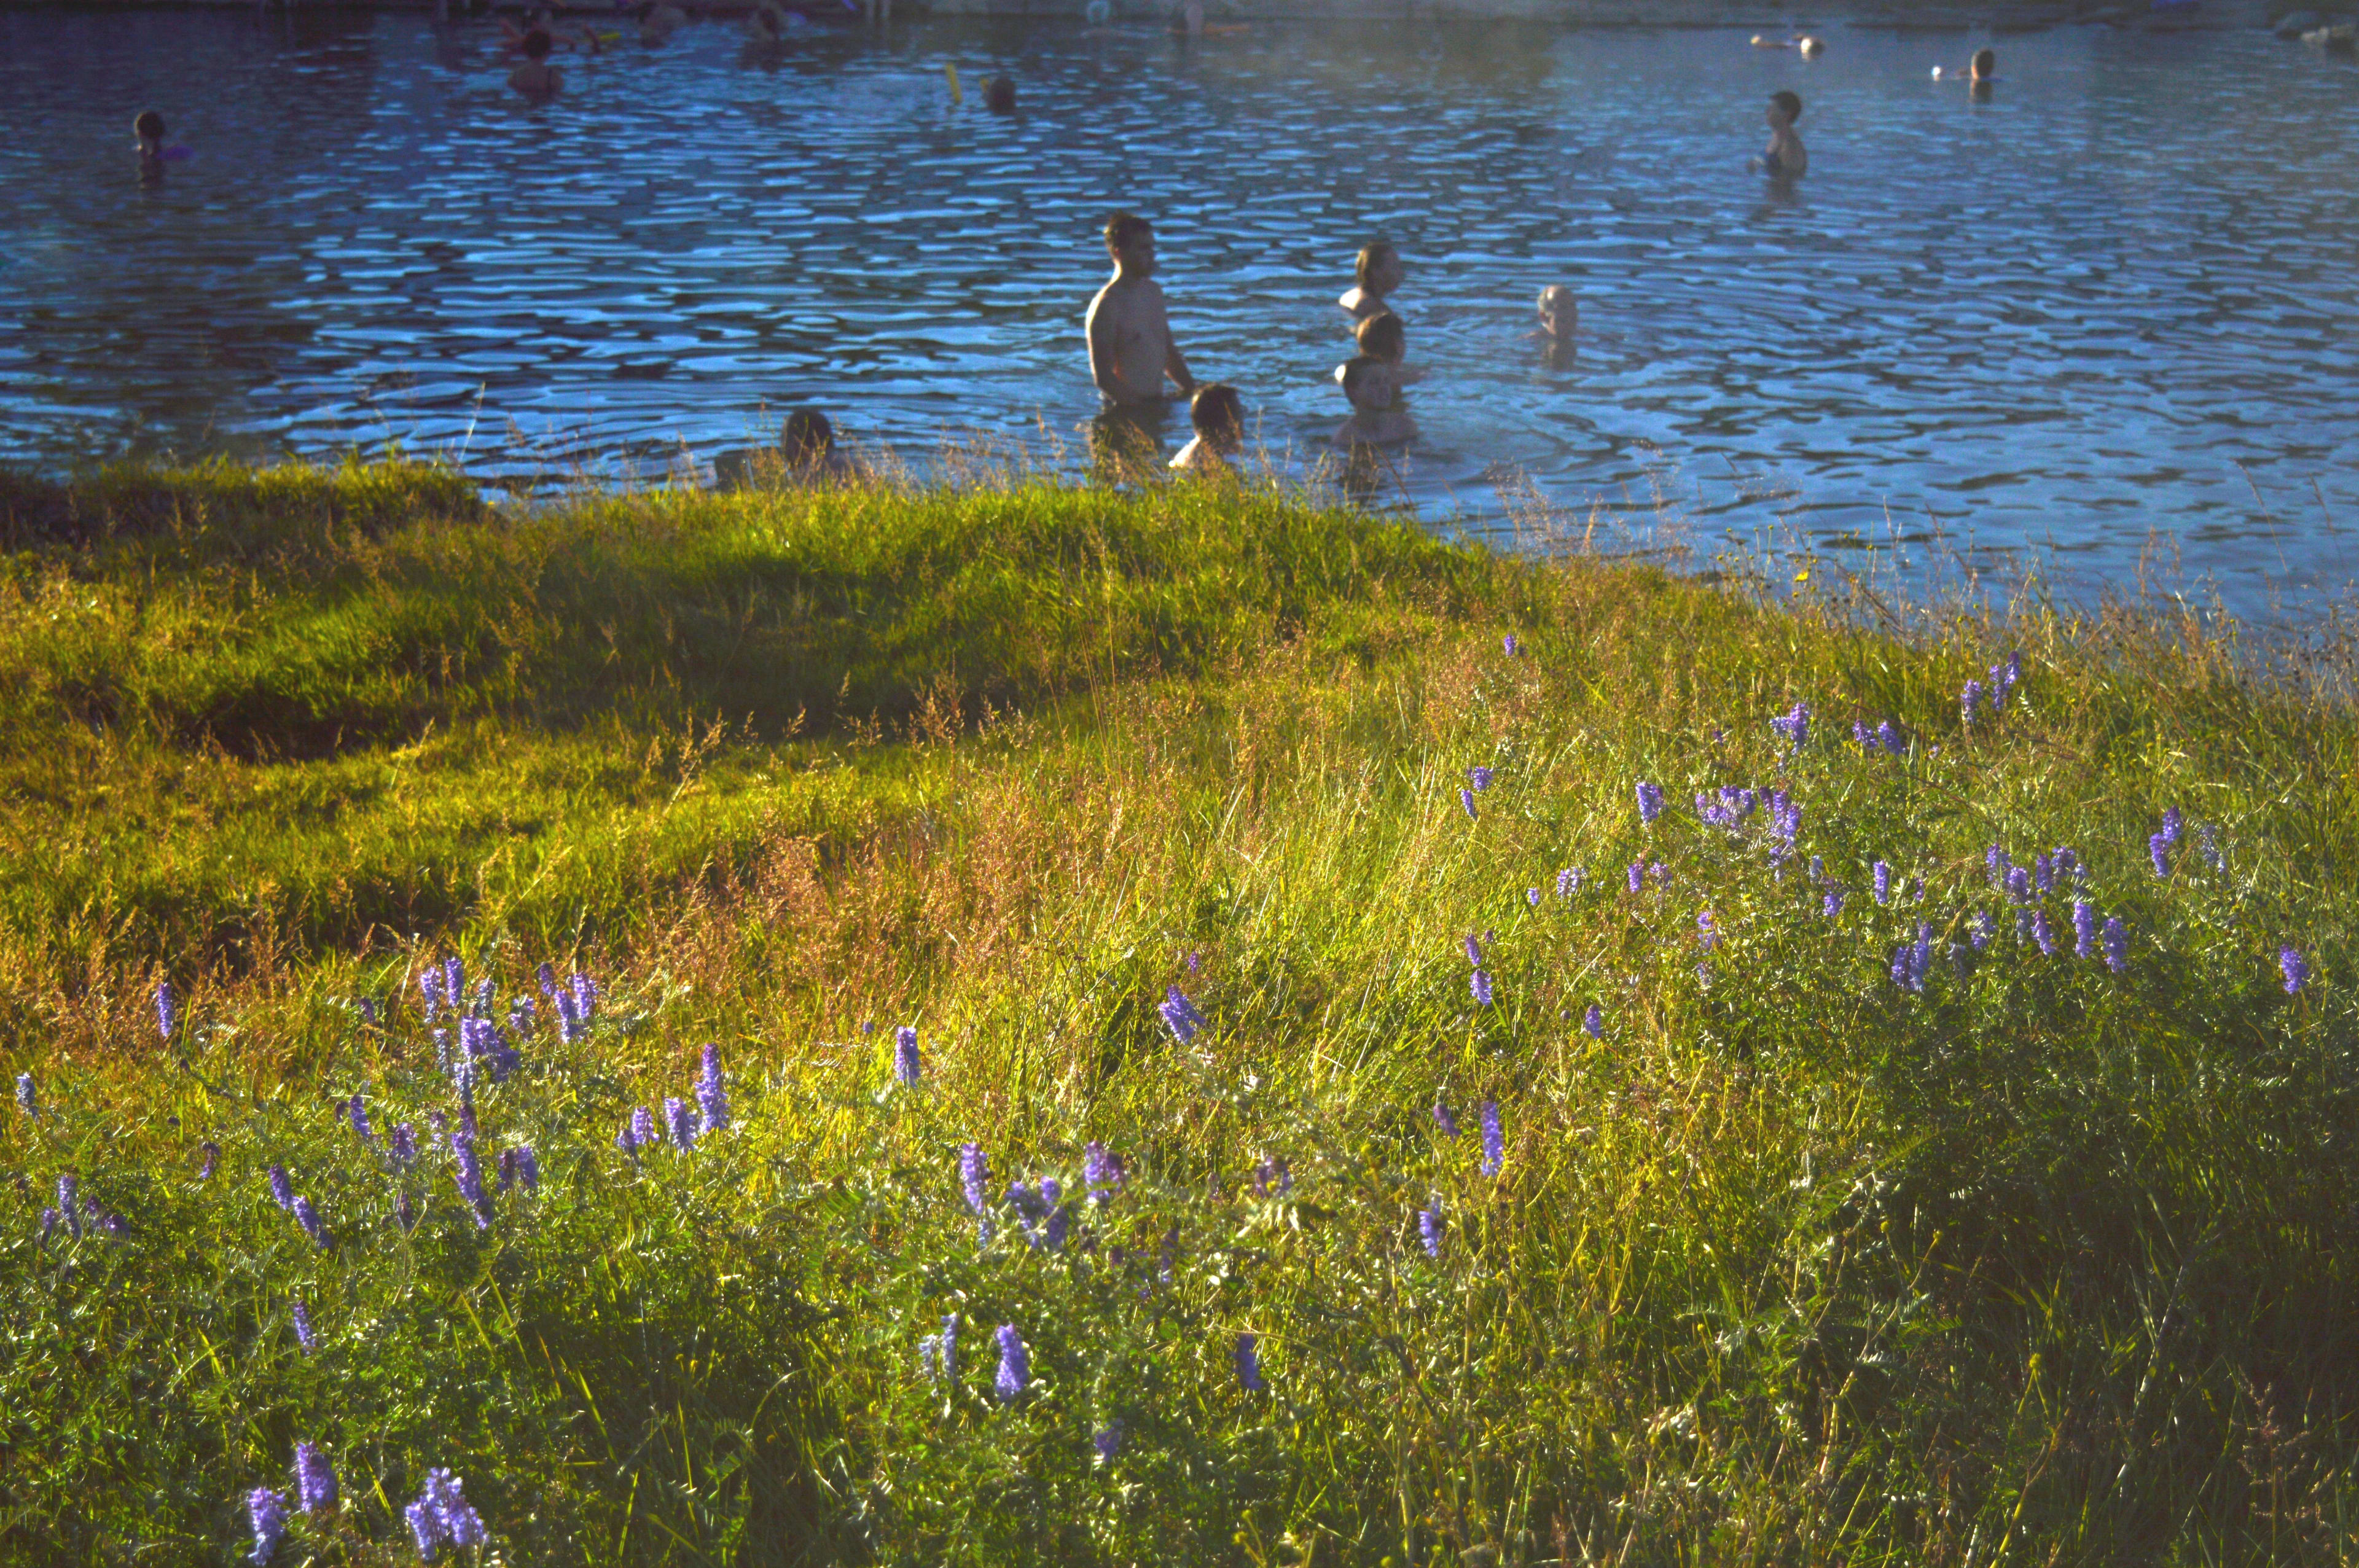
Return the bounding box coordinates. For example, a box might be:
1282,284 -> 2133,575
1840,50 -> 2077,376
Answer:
2,8 -> 2356,617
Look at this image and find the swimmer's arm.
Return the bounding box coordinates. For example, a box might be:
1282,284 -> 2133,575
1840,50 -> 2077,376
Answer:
1163,337 -> 1196,397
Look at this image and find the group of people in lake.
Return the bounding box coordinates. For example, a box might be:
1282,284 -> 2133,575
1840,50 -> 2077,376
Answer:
127,25 -> 2004,480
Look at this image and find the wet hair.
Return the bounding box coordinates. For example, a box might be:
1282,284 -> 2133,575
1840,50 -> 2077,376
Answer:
1105,211 -> 1154,252
1355,241 -> 1398,292
134,110 -> 166,143
1355,311 -> 1406,363
1190,383 -> 1244,447
522,26 -> 554,58
984,75 -> 1016,113
1971,47 -> 1995,78
783,408 -> 835,467
1340,356 -> 1391,409
1770,90 -> 1802,123
1538,284 -> 1578,327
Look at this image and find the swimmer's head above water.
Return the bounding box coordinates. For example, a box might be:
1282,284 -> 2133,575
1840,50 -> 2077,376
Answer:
1355,240 -> 1404,300
783,408 -> 835,470
1971,47 -> 1995,80
520,27 -> 554,58
1190,383 -> 1245,451
984,74 -> 1017,112
1105,211 -> 1156,276
134,109 -> 166,158
1355,310 -> 1406,365
1340,355 -> 1395,412
1768,89 -> 1802,129
1536,284 -> 1578,340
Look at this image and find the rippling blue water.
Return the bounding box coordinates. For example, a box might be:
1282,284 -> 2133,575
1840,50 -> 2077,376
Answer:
2,9 -> 2355,615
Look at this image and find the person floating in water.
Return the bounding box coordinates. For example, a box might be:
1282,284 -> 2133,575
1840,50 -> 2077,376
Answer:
1332,356 -> 1415,448
1087,211 -> 1197,408
509,29 -> 563,96
1339,240 -> 1403,325
1755,90 -> 1806,177
1171,384 -> 1245,474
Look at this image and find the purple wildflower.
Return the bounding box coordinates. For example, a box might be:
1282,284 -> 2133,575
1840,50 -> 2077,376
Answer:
268,1165 -> 295,1211
406,1469 -> 484,1558
389,1123 -> 417,1164
2199,822 -> 2223,871
1093,1424 -> 1124,1462
1891,924 -> 1933,994
960,1142 -> 990,1214
1463,932 -> 1482,966
452,1132 -> 491,1228
1470,969 -> 1494,1006
396,1191 -> 417,1232
14,1072 -> 33,1120
1480,1101 -> 1504,1177
1697,910 -> 1719,951
1769,790 -> 1801,860
1872,862 -> 1891,905
631,1104 -> 657,1149
1084,1141 -> 1124,1202
508,1145 -> 539,1192
2032,908 -> 2058,956
1557,867 -> 1582,897
2006,866 -> 2031,903
1637,781 -> 1664,825
1583,1004 -> 1603,1039
1986,844 -> 2009,881
1235,1331 -> 1266,1392
1469,765 -> 1494,792
2101,918 -> 2128,973
198,1141 -> 219,1180
1418,1207 -> 1444,1259
1989,651 -> 2021,710
665,1096 -> 698,1150
1432,1098 -> 1458,1137
2054,847 -> 2081,885
1186,950 -> 1201,973
292,1297 -> 316,1352
1526,886 -> 1541,907
2073,900 -> 2097,959
1627,858 -> 1645,895
442,956 -> 465,1017
1696,786 -> 1758,830
1503,633 -> 1520,657
248,1488 -> 288,1565
1971,911 -> 1995,950
155,982 -> 178,1040
292,1195 -> 327,1249
1251,1158 -> 1293,1198
1159,986 -> 1206,1045
418,966 -> 444,1020
38,1207 -> 57,1241
994,1324 -> 1029,1401
2159,806 -> 2183,848
295,1441 -> 337,1515
1459,787 -> 1477,821
2149,834 -> 2170,877
2280,947 -> 2309,995
1961,679 -> 1984,725
893,1026 -> 921,1087
1823,889 -> 1845,918
2034,854 -> 2055,894
1770,701 -> 1810,755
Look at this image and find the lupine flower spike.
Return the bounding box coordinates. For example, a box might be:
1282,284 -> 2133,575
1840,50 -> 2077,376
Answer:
295,1441 -> 337,1514
665,1096 -> 698,1150
1159,987 -> 1206,1045
1235,1331 -> 1266,1392
292,1297 -> 316,1351
1418,1207 -> 1444,1259
1480,1101 -> 1504,1176
14,1072 -> 33,1120
1459,787 -> 1477,820
155,982 -> 178,1040
1432,1099 -> 1458,1137
1469,765 -> 1493,792
1503,633 -> 1520,657
697,1043 -> 729,1129
1770,701 -> 1809,755
2280,947 -> 2309,995
893,1026 -> 921,1087
994,1324 -> 1029,1401
1470,970 -> 1494,1006
2101,918 -> 2128,973
248,1488 -> 287,1565
1084,1141 -> 1124,1202
1583,1004 -> 1603,1039
1636,781 -> 1664,825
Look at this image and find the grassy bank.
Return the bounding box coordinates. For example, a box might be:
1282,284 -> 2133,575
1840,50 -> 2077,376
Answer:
2,461 -> 2354,1566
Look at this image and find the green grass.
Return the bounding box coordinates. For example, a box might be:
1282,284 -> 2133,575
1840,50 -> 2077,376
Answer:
2,459 -> 2355,1566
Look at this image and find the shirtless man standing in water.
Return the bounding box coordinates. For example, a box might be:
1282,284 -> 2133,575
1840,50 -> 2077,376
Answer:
1086,212 -> 1197,408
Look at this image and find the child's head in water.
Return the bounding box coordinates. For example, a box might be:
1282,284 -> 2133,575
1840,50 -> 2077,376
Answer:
1355,241 -> 1404,300
1340,356 -> 1395,412
983,75 -> 1016,113
134,110 -> 166,157
783,408 -> 835,470
1768,90 -> 1802,129
1970,47 -> 1995,80
522,26 -> 554,58
1189,384 -> 1245,453
1536,285 -> 1578,340
1355,311 -> 1406,365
